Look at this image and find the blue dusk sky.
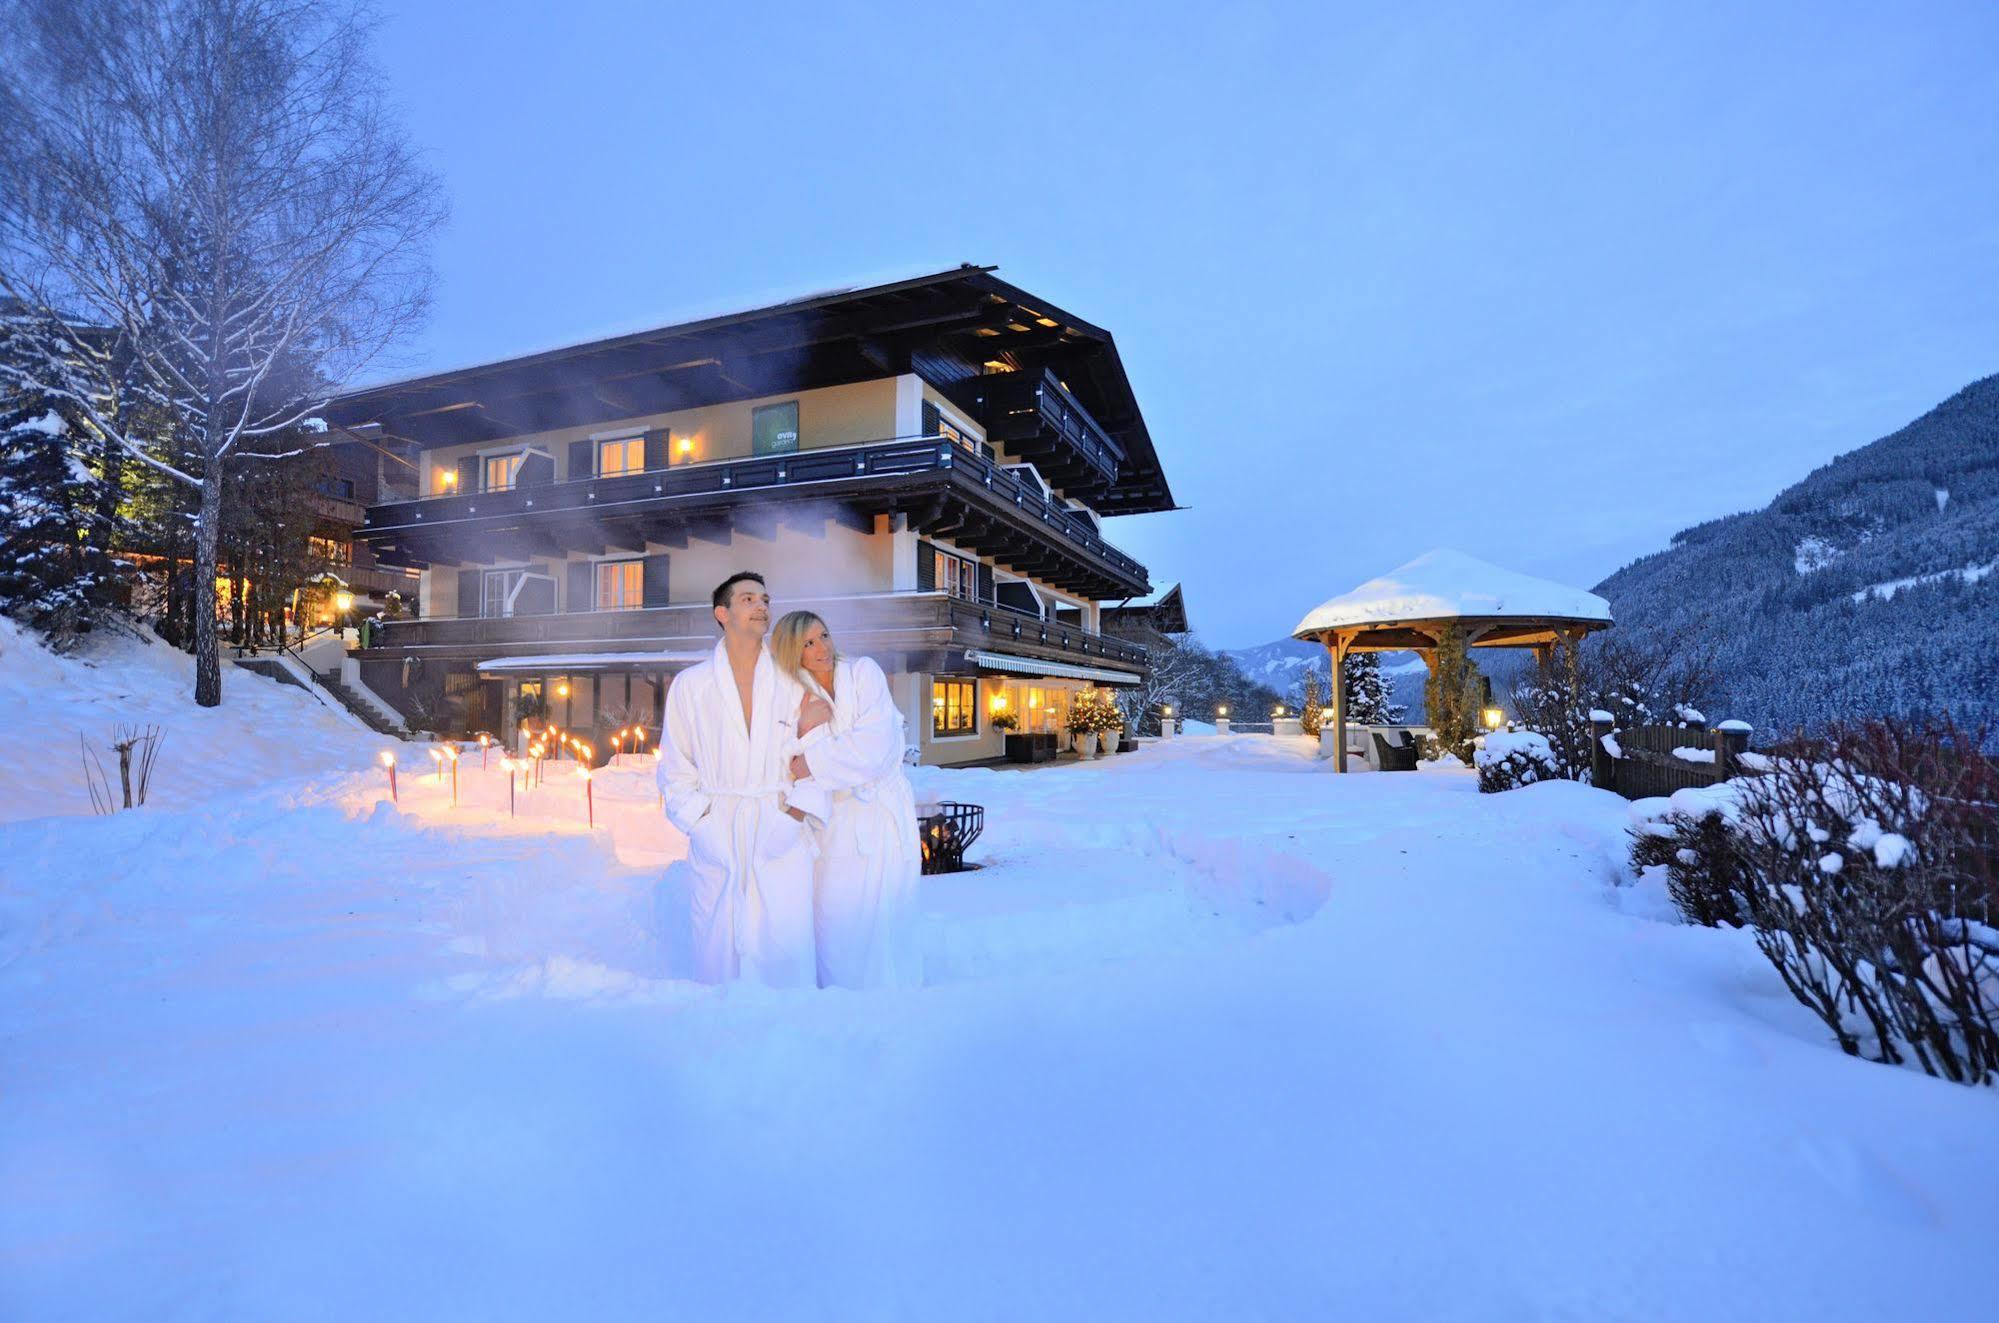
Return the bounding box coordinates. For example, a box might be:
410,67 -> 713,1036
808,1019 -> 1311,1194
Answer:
371,0 -> 1999,649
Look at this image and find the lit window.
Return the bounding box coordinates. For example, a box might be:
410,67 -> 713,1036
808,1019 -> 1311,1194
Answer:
484,452 -> 523,491
595,560 -> 643,611
932,676 -> 976,738
597,436 -> 644,476
933,549 -> 978,602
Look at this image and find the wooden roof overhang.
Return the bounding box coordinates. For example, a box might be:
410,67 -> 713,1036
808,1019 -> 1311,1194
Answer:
1294,614 -> 1612,653
324,265 -> 1175,515
1103,582 -> 1188,634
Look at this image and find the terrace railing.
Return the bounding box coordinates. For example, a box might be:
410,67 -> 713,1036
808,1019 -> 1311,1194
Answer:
366,434 -> 1149,587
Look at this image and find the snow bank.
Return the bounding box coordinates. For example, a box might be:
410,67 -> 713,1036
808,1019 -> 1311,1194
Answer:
1,639 -> 1993,1321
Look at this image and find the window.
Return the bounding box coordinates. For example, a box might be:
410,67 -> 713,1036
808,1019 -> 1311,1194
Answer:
597,436 -> 644,477
308,536 -> 351,565
933,548 -> 977,602
752,401 -> 800,455
595,559 -> 643,611
316,477 -> 356,500
481,567 -> 553,618
484,452 -> 524,491
932,676 -> 977,738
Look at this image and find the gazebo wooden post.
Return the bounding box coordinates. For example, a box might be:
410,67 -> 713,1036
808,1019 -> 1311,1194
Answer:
1329,629 -> 1351,773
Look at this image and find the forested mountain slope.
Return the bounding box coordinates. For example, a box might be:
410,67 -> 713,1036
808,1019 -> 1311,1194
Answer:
1596,374 -> 1999,737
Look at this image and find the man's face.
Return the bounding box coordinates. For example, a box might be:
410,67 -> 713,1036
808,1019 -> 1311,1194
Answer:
715,580 -> 770,637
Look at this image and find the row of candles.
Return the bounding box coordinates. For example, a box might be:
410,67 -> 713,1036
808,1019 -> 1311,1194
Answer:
376,726 -> 656,828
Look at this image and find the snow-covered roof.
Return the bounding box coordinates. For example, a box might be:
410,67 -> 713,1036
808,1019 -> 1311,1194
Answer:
1292,549 -> 1612,639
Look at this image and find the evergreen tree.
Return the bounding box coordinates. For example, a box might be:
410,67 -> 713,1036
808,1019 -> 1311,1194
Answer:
0,312 -> 127,646
1343,651 -> 1406,725
1423,624 -> 1485,761
1301,670 -> 1324,736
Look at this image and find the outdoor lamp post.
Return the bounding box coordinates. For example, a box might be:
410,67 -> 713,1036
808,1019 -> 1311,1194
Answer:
1216,704 -> 1231,736
1481,706 -> 1506,731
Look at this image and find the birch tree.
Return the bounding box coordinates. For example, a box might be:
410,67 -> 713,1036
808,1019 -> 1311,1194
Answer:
0,0 -> 442,704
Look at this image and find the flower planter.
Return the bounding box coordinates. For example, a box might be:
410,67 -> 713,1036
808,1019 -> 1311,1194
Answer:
1073,731 -> 1099,758
1101,730 -> 1121,755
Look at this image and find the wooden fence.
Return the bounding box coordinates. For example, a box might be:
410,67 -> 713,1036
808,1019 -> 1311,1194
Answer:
1591,717 -> 1752,801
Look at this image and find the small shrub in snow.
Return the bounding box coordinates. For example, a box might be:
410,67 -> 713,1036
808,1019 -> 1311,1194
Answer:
1628,789 -> 1745,928
1632,719 -> 1999,1085
1475,730 -> 1560,793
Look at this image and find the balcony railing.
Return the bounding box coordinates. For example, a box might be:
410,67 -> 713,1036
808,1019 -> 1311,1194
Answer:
951,368 -> 1124,484
364,434 -> 1150,587
367,589 -> 1149,672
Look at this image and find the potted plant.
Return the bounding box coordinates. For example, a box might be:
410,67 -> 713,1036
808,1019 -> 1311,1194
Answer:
1065,702 -> 1099,759
1100,701 -> 1123,755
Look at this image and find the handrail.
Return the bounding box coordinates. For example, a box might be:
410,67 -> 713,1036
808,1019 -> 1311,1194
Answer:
365,433 -> 1150,585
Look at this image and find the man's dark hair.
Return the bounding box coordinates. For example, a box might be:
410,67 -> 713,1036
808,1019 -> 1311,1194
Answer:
711,571 -> 766,613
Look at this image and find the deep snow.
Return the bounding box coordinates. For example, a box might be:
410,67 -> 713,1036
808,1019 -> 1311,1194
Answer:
1,621 -> 1993,1321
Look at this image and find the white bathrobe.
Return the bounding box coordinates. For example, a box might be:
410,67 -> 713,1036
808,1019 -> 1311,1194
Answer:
656,640 -> 818,987
790,656 -> 922,989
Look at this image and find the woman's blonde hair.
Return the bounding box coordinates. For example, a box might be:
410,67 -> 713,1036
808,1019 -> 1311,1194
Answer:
770,610 -> 837,687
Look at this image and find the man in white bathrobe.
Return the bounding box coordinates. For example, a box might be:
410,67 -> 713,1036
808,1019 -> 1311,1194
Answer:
656,572 -> 821,986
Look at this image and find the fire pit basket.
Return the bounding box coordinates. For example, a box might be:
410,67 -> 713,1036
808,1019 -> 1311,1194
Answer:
918,802 -> 984,874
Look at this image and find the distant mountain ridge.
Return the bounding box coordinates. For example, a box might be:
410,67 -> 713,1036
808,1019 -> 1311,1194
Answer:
1221,637 -> 1429,716
1595,373 -> 1999,737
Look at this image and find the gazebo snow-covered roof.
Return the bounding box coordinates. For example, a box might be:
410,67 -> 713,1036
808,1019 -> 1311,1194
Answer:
1292,549 -> 1611,648
1291,549 -> 1613,771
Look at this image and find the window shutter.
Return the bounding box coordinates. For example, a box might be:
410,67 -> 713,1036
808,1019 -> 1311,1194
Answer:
519,452 -> 554,486
644,430 -> 669,471
915,541 -> 935,591
922,400 -> 940,438
643,553 -> 671,607
457,569 -> 482,619
977,562 -> 994,603
457,456 -> 479,493
567,440 -> 593,481
568,561 -> 594,613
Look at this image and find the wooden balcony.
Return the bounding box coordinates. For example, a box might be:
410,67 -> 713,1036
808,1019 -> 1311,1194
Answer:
944,368 -> 1125,496
357,590 -> 1148,676
357,435 -> 1151,599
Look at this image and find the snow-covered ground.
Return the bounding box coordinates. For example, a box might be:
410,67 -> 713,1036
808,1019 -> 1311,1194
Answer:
2,620 -> 1994,1320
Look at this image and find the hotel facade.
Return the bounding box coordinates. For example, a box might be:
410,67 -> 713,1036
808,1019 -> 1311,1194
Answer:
326,266 -> 1175,765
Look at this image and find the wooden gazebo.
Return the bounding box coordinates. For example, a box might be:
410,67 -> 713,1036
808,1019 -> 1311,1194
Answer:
1291,549 -> 1613,771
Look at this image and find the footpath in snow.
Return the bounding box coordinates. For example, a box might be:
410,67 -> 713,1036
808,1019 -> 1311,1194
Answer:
1,621 -> 1993,1321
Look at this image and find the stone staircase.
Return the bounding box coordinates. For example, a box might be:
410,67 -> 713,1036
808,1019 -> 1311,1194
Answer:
313,667 -> 409,737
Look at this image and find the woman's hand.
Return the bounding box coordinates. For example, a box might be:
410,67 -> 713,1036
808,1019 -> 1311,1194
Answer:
799,693 -> 832,736
789,753 -> 811,781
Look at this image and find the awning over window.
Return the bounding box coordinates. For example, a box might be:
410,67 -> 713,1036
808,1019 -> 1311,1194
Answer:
963,649 -> 1144,686
476,650 -> 710,673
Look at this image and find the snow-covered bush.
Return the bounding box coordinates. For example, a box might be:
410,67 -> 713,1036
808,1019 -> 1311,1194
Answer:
1628,787 -> 1746,928
1631,719 -> 1999,1085
1474,730 -> 1559,793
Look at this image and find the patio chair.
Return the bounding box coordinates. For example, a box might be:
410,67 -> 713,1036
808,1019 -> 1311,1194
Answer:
1372,730 -> 1419,772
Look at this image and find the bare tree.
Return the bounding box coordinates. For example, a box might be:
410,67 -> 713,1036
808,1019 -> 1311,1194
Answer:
0,0 -> 443,704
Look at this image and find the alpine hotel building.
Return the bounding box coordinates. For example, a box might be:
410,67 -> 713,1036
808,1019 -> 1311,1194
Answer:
326,266 -> 1176,766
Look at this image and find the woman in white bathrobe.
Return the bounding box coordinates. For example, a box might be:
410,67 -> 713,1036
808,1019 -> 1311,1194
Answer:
770,611 -> 922,989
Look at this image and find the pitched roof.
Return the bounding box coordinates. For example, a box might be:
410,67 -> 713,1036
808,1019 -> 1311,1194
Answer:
1293,550 -> 1612,639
